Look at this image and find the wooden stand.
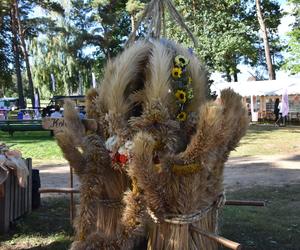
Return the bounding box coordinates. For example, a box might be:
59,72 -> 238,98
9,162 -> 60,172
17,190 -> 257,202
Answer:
0,158 -> 32,234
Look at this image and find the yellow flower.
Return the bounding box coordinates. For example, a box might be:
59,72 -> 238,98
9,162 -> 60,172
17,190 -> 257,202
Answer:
175,55 -> 189,68
172,67 -> 182,79
177,111 -> 187,122
188,77 -> 192,84
175,90 -> 187,103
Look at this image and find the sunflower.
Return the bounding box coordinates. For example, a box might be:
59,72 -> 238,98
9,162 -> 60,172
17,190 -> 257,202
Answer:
172,67 -> 182,79
177,111 -> 187,122
175,55 -> 189,68
175,90 -> 187,103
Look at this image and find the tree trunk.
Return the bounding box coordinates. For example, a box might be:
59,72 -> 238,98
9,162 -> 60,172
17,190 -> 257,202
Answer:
225,67 -> 231,82
233,72 -> 238,82
10,6 -> 25,109
255,0 -> 275,80
13,0 -> 35,108
130,14 -> 136,41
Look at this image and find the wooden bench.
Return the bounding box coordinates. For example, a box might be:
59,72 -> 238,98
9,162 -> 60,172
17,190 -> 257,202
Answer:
0,120 -> 48,136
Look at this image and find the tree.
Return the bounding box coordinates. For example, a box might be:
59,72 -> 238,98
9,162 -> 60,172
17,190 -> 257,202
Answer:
10,3 -> 25,107
255,0 -> 275,80
126,0 -> 145,39
284,0 -> 300,74
28,0 -> 132,97
161,0 -> 282,82
0,0 -> 64,105
12,0 -> 64,107
164,0 -> 257,82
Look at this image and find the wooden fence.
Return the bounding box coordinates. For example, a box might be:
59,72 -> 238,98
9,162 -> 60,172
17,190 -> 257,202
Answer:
0,158 -> 32,234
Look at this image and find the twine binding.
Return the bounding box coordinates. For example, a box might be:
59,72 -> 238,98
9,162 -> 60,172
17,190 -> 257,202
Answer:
148,192 -> 226,225
96,198 -> 123,208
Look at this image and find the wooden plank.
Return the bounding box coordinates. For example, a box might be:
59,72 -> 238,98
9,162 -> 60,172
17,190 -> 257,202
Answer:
190,225 -> 242,250
0,184 -> 6,233
14,170 -> 18,220
42,118 -> 97,132
21,183 -> 25,216
0,175 -> 11,234
225,200 -> 265,207
27,159 -> 32,214
16,173 -> 20,218
9,170 -> 14,221
39,188 -> 79,194
4,178 -> 10,232
24,168 -> 28,213
70,166 -> 74,222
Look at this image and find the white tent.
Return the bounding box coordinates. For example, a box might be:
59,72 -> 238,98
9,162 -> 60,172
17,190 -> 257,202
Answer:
211,79 -> 300,97
211,78 -> 300,122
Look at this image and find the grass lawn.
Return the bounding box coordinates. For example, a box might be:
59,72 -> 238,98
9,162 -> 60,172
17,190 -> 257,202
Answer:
0,131 -> 64,163
221,184 -> 300,250
1,185 -> 299,250
1,124 -> 300,163
230,124 -> 300,157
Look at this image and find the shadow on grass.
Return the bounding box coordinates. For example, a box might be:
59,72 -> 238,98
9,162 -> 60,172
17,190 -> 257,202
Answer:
221,184 -> 300,250
0,131 -> 53,142
0,197 -> 73,250
1,185 -> 300,249
28,239 -> 72,250
284,154 -> 300,161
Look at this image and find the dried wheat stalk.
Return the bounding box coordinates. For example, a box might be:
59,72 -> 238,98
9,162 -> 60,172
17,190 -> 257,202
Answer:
55,100 -> 132,250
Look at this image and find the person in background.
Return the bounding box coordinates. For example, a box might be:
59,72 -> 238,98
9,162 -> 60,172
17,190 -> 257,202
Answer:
23,112 -> 31,120
17,111 -> 23,120
34,110 -> 41,120
50,105 -> 62,118
274,98 -> 280,126
75,106 -> 86,119
277,100 -> 286,126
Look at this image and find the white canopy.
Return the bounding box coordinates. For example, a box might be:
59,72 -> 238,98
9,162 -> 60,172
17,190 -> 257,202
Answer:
211,78 -> 300,97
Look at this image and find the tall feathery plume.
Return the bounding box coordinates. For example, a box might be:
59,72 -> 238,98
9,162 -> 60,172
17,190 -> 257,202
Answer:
126,89 -> 248,249
55,100 -> 133,249
121,40 -> 249,249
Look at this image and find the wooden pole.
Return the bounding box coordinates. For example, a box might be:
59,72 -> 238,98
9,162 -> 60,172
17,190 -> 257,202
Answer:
70,165 -> 74,223
190,225 -> 242,250
225,200 -> 265,207
39,188 -> 79,194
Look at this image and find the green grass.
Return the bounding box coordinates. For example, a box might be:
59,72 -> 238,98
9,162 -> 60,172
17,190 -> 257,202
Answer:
221,184 -> 300,250
1,185 -> 299,249
231,125 -> 300,157
1,124 -> 300,162
0,131 -> 64,162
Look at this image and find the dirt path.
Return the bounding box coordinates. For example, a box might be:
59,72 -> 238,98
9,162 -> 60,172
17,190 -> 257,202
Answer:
34,153 -> 300,195
224,153 -> 300,191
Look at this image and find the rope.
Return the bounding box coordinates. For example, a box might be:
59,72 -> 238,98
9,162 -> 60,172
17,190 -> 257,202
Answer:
148,192 -> 226,225
95,198 -> 123,208
126,0 -> 197,47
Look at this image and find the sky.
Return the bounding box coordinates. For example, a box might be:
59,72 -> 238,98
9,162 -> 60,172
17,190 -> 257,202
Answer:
212,0 -> 300,83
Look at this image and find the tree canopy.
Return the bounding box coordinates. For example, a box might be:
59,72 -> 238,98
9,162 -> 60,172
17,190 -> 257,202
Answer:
284,0 -> 300,74
0,0 -> 294,101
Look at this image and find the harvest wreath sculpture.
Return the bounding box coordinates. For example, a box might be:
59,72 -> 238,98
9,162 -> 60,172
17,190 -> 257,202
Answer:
56,39 -> 248,250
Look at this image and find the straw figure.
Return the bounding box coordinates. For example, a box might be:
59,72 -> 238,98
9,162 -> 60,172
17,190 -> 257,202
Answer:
55,98 -> 133,250
53,0 -> 249,248
90,39 -> 248,249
